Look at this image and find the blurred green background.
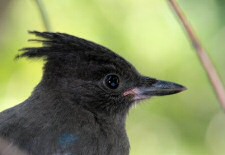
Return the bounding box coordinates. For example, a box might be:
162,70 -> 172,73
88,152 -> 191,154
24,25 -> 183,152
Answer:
0,0 -> 225,155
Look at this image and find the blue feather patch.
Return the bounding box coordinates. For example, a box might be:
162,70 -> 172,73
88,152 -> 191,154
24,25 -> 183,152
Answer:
58,133 -> 79,149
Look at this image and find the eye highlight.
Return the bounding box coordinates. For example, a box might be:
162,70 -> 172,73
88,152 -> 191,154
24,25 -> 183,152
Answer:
104,74 -> 120,89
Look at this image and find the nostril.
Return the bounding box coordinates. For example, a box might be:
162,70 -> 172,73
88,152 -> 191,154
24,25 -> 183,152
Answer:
141,77 -> 157,85
144,77 -> 151,82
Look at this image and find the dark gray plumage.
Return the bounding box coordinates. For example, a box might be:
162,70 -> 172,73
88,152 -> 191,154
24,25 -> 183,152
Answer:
0,31 -> 186,155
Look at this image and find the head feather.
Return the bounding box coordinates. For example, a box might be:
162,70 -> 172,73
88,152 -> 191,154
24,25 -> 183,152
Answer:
17,31 -> 111,59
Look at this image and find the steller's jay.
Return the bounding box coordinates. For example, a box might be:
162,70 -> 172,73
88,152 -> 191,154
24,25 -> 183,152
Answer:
0,31 -> 186,155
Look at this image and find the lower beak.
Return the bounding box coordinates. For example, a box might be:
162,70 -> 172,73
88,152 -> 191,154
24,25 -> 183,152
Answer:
124,80 -> 186,101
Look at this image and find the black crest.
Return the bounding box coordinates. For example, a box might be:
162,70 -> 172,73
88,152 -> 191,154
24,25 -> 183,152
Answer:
17,31 -> 112,59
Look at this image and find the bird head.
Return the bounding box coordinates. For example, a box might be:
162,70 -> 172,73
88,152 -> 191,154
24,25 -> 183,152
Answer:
18,31 -> 186,115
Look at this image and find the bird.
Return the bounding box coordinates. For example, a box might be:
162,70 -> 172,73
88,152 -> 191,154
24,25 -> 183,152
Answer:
0,31 -> 186,155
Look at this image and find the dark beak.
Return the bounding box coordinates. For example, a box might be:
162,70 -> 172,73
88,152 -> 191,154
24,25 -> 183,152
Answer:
123,78 -> 186,101
141,80 -> 186,96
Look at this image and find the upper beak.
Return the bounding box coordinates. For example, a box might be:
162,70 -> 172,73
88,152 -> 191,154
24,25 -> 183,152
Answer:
141,80 -> 186,96
123,78 -> 186,101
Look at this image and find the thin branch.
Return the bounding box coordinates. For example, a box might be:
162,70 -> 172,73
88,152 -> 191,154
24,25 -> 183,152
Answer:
34,0 -> 51,31
168,0 -> 225,109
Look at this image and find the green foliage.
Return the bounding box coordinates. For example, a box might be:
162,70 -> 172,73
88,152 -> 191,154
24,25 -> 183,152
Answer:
0,0 -> 225,154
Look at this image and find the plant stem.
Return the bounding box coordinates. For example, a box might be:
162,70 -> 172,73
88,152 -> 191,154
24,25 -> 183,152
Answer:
168,0 -> 225,109
34,0 -> 51,31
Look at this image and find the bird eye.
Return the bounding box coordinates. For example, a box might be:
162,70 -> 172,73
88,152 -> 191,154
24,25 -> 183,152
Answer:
104,74 -> 120,89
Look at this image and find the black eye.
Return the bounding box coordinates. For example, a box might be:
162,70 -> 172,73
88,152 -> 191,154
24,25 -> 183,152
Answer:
104,74 -> 120,89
